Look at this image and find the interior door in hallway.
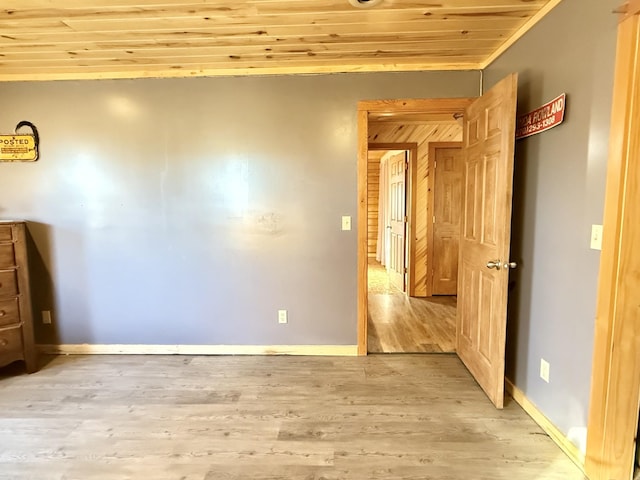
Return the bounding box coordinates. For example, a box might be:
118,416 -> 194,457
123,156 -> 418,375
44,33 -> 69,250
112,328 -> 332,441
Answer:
457,73 -> 518,409
431,144 -> 463,295
387,151 -> 407,292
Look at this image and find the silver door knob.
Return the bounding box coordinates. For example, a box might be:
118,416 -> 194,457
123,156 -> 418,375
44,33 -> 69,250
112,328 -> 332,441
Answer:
503,261 -> 518,269
486,260 -> 502,270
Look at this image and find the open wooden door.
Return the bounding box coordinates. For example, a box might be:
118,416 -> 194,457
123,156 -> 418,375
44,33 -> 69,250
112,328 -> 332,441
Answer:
457,73 -> 518,409
387,151 -> 407,292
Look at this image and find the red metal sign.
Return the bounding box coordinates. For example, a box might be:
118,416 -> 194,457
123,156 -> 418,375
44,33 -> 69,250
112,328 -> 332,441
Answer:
516,93 -> 566,140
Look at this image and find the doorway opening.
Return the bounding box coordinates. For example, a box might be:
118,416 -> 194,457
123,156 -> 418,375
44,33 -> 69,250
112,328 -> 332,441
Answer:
358,74 -> 519,409
366,138 -> 462,353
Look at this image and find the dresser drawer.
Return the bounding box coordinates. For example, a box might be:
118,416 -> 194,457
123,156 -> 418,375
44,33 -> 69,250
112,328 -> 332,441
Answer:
0,226 -> 12,242
0,270 -> 18,297
0,243 -> 16,268
0,299 -> 19,328
0,326 -> 23,355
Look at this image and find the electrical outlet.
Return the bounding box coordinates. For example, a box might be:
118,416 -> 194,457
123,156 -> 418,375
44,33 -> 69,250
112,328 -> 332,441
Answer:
42,310 -> 52,325
590,224 -> 603,250
540,358 -> 550,383
278,309 -> 288,324
341,216 -> 351,231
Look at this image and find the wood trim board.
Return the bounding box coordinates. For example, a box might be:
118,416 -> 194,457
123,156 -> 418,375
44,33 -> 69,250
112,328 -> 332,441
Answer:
506,379 -> 586,473
618,0 -> 640,22
38,344 -> 359,356
585,12 -> 640,480
357,109 -> 369,356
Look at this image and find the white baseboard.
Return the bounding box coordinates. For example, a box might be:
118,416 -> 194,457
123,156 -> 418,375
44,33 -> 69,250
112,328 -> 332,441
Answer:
37,344 -> 359,356
505,379 -> 586,473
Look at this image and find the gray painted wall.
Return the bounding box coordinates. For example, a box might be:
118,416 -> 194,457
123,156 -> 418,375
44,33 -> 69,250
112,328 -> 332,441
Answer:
484,0 -> 618,452
0,71 -> 478,346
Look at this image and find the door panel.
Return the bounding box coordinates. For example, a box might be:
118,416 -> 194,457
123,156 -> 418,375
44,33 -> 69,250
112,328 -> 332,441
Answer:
387,152 -> 406,292
456,73 -> 518,409
432,146 -> 463,295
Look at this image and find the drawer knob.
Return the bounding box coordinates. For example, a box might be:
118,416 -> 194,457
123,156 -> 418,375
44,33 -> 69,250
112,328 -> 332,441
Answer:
0,310 -> 4,317
0,339 -> 7,346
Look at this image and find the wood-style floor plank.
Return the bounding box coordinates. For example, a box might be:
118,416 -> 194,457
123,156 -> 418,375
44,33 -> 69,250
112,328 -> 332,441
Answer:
0,355 -> 585,480
368,261 -> 457,353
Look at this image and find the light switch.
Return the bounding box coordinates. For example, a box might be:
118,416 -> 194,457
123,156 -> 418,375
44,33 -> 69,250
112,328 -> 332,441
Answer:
590,224 -> 603,250
341,216 -> 351,231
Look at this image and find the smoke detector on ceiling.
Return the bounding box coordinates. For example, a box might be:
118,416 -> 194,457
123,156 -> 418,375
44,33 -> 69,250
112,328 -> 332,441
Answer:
348,0 -> 384,8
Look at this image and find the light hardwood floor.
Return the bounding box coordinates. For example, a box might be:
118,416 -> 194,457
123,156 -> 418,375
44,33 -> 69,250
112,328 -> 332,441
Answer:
0,355 -> 586,480
368,260 -> 456,353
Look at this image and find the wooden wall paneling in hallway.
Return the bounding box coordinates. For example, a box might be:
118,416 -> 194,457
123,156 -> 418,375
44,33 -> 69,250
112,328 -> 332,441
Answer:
368,121 -> 462,296
367,150 -> 385,258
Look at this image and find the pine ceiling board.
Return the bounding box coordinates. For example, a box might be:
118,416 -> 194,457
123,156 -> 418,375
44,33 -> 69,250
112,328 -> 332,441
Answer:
253,3 -> 544,15
2,41 -> 498,59
1,11 -> 536,31
0,20 -> 531,41
0,0 -> 545,21
2,5 -> 259,22
0,63 -> 477,81
0,0 -> 563,80
7,0 -> 545,10
0,51 -> 489,67
0,22 -> 516,40
0,4 -> 540,25
0,29 -> 510,47
0,54 -> 486,71
8,0 -> 244,7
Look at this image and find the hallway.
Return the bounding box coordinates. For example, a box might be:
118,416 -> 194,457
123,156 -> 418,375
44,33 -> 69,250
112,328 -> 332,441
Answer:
367,260 -> 457,353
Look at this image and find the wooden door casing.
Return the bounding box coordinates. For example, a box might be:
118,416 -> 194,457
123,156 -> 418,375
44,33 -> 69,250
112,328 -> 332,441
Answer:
456,74 -> 518,409
357,98 -> 477,356
586,13 -> 640,480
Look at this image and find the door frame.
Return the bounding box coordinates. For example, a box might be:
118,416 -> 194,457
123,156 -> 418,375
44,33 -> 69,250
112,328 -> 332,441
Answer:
357,98 -> 474,355
426,141 -> 463,297
368,143 -> 418,296
585,11 -> 640,480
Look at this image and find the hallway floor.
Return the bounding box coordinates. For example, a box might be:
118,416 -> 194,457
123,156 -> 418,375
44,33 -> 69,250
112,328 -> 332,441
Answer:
367,259 -> 457,353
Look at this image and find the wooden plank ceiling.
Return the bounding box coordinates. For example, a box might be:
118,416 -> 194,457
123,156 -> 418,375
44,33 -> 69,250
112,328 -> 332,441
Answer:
0,0 -> 563,81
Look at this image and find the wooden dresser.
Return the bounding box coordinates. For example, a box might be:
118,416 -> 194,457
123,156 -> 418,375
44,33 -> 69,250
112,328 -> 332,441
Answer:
0,221 -> 37,373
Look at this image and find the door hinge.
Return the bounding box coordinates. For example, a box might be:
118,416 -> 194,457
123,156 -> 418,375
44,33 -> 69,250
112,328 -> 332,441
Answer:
434,160 -> 437,169
432,215 -> 436,224
404,215 -> 408,223
404,267 -> 408,274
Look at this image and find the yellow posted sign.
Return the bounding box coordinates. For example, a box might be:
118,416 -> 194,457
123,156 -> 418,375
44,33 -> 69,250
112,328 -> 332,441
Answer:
0,135 -> 37,161
0,121 -> 39,162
